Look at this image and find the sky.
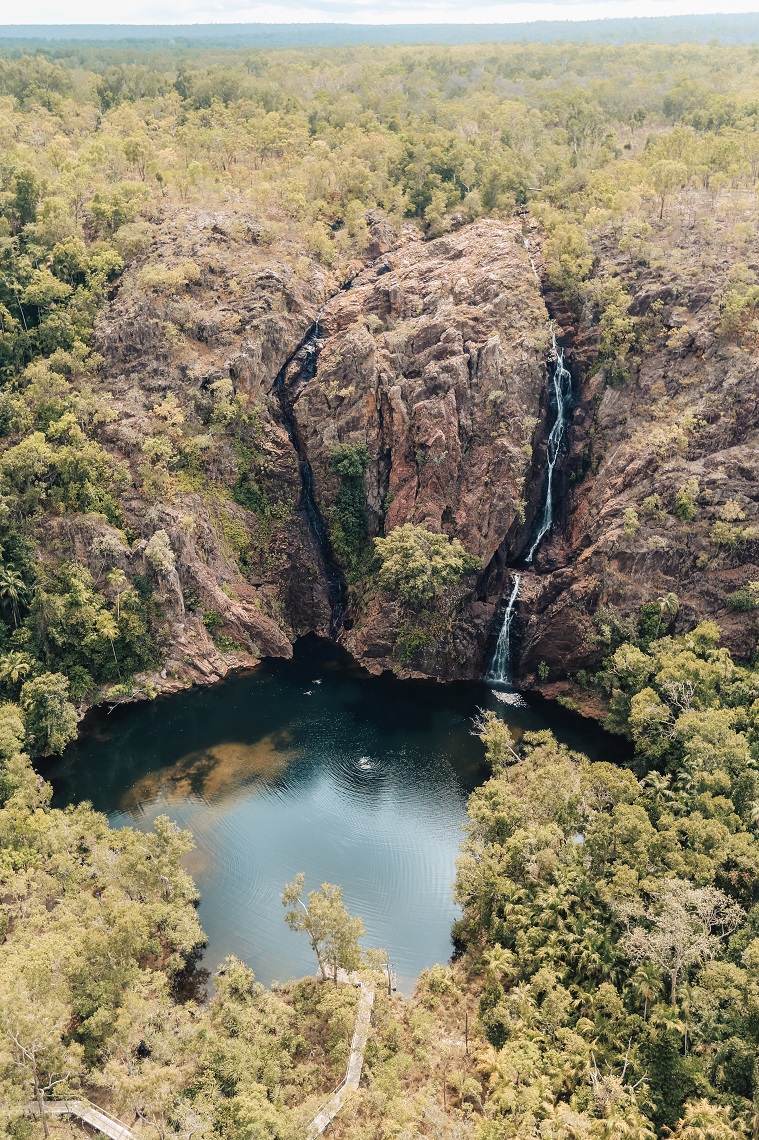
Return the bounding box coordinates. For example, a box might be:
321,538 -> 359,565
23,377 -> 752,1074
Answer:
4,0 -> 759,26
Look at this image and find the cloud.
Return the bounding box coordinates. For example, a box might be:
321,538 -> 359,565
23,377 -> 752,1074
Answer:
9,0 -> 759,25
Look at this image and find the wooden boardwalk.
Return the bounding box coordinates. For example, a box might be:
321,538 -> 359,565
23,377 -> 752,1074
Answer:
307,980 -> 375,1137
28,970 -> 388,1140
28,1099 -> 135,1140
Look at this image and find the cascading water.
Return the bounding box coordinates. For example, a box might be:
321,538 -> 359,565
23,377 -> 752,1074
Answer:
486,323 -> 572,688
486,574 -> 521,687
524,238 -> 540,283
525,326 -> 572,563
274,319 -> 346,640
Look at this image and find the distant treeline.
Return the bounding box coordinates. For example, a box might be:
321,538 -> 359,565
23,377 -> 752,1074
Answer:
3,13 -> 759,50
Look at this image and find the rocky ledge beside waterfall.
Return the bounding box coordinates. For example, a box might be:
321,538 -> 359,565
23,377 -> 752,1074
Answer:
41,204 -> 759,710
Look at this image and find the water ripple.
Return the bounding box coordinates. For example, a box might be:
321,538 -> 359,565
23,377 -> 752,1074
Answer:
49,637 -> 618,991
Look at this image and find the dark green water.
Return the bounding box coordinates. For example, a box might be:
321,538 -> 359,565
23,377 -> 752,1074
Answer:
48,638 -> 623,992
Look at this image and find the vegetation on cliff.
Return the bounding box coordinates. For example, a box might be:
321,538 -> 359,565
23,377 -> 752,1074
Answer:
0,38 -> 756,725
0,30 -> 759,1140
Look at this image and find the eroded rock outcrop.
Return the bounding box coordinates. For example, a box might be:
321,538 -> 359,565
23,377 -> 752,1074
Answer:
77,209 -> 549,695
516,223 -> 759,694
295,218 -> 549,675
65,203 -> 757,705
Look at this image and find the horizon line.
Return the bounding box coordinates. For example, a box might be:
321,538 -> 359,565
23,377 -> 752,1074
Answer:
3,11 -> 759,28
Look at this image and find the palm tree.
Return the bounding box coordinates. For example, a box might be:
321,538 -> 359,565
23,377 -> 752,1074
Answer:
629,963 -> 664,1021
641,771 -> 675,810
668,1098 -> 742,1139
106,568 -> 128,621
0,566 -> 28,627
657,592 -> 680,635
0,650 -> 32,690
484,944 -> 516,983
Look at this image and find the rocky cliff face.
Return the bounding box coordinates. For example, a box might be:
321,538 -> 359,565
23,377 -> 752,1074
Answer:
516,222 -> 759,694
87,209 -> 329,690
71,205 -> 758,702
79,209 -> 549,694
293,218 -> 549,675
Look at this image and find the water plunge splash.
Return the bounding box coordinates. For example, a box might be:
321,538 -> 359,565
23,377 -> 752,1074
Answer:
486,574 -> 522,687
525,326 -> 572,564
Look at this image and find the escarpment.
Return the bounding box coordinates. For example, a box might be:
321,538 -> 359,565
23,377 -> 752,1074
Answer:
291,218 -> 550,676
516,223 -> 759,695
75,205 -> 758,701
83,210 -> 551,692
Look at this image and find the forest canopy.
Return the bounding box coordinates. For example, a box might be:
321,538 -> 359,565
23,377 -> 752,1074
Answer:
1,31 -> 759,1140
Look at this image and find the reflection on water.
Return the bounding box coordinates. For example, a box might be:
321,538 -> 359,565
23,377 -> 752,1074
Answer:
48,637 -> 622,992
119,732 -> 297,810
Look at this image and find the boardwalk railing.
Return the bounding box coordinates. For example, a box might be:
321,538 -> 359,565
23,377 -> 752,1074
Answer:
27,1098 -> 135,1140
306,980 -> 376,1137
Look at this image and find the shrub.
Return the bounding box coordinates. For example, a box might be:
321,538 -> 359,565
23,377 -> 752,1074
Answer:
136,261 -> 201,294
394,625 -> 430,662
711,501 -> 757,552
727,583 -> 759,612
674,478 -> 699,521
329,444 -> 369,481
623,508 -> 640,535
203,609 -> 224,631
113,221 -> 154,260
641,493 -> 664,518
145,530 -> 176,576
374,523 -> 479,609
217,510 -> 251,569
717,264 -> 759,339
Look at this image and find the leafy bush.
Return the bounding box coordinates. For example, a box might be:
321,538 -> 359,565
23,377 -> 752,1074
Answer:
374,523 -> 479,609
726,582 -> 759,611
328,443 -> 370,574
394,625 -> 431,663
674,478 -> 699,521
136,261 -> 201,294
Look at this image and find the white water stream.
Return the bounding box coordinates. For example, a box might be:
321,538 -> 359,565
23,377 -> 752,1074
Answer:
525,326 -> 572,563
486,321 -> 572,687
524,238 -> 540,282
485,574 -> 522,687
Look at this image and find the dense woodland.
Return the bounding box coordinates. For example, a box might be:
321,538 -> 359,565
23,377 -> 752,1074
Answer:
1,35 -> 759,1139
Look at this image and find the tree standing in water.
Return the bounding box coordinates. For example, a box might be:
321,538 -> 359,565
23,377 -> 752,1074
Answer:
282,874 -> 364,982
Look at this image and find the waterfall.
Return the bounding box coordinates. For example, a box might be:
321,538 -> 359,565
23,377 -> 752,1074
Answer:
486,574 -> 522,687
484,325 -> 571,687
523,238 -> 540,283
274,321 -> 346,640
525,325 -> 572,564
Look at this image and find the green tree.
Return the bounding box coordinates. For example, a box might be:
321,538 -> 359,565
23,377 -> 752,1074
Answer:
374,523 -> 479,609
282,873 -> 365,982
0,565 -> 29,628
620,879 -> 743,1006
0,983 -> 83,1138
650,159 -> 688,220
20,671 -> 77,756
